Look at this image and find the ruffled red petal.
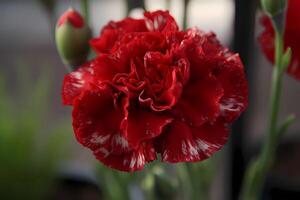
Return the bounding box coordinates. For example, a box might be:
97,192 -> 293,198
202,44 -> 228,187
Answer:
258,16 -> 275,63
144,10 -> 178,32
72,85 -> 129,153
114,32 -> 166,62
90,18 -> 147,54
93,55 -> 128,83
175,30 -> 220,82
285,0 -> 300,79
91,10 -> 178,55
172,75 -> 224,127
286,0 -> 300,28
214,54 -> 248,122
139,68 -> 183,111
62,62 -> 94,105
122,108 -> 173,148
157,119 -> 229,163
90,29 -> 119,54
94,142 -> 156,172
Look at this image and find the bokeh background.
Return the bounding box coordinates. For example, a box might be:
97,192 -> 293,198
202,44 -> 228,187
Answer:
1,0 -> 300,199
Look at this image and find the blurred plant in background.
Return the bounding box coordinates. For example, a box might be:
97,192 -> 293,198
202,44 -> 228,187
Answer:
39,0 -> 57,37
40,0 -> 56,19
0,67 -> 71,199
95,159 -> 217,200
96,164 -> 135,200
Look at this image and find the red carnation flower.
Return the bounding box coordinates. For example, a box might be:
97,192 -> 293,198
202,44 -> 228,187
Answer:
259,0 -> 300,79
62,11 -> 248,172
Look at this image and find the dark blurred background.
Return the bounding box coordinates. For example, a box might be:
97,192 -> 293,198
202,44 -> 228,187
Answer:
1,0 -> 300,199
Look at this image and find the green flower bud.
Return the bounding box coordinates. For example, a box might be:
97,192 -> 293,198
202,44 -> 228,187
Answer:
261,0 -> 287,16
55,8 -> 91,68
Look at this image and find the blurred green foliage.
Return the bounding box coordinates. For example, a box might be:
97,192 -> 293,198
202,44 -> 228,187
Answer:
96,164 -> 139,200
0,67 -> 71,199
95,157 -> 216,200
39,0 -> 56,16
176,160 -> 217,200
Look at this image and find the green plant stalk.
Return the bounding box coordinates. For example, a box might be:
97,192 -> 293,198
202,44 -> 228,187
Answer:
177,163 -> 194,200
166,0 -> 171,11
183,0 -> 190,30
125,0 -> 146,16
140,166 -> 158,200
80,0 -> 89,25
240,24 -> 291,200
260,29 -> 284,172
187,163 -> 204,200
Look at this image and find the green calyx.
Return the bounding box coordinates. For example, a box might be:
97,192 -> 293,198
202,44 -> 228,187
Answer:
261,0 -> 287,16
55,21 -> 91,69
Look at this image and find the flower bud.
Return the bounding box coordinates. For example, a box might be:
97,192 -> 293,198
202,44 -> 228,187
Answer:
261,0 -> 287,16
55,8 -> 91,68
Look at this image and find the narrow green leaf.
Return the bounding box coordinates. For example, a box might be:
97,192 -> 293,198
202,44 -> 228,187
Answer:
281,47 -> 292,71
277,114 -> 295,137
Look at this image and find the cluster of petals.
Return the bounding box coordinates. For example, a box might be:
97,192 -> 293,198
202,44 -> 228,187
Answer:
259,0 -> 300,79
62,10 -> 248,171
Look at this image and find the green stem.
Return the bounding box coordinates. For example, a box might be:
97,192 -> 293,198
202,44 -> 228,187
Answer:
80,0 -> 89,25
142,167 -> 156,200
183,0 -> 190,30
260,30 -> 283,170
166,0 -> 171,11
176,164 -> 193,200
188,164 -> 203,200
277,115 -> 295,137
125,0 -> 145,16
240,23 -> 291,200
